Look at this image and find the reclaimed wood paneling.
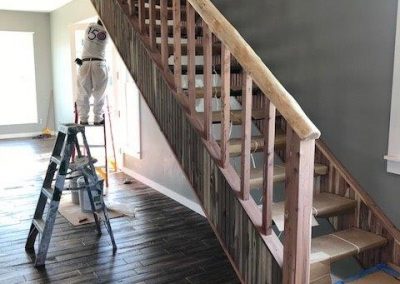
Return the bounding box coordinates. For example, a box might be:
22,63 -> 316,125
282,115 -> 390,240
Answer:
91,0 -> 283,282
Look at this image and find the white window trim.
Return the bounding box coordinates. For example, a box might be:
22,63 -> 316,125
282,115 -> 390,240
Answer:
386,0 -> 400,174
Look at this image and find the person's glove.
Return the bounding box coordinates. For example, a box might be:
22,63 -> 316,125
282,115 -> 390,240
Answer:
75,58 -> 83,66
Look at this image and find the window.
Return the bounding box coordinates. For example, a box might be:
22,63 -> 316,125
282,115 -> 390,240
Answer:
0,31 -> 38,125
386,1 -> 400,174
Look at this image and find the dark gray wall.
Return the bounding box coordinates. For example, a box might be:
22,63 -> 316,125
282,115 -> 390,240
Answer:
214,0 -> 400,227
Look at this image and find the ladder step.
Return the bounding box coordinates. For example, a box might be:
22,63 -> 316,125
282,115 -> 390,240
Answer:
69,156 -> 98,171
81,124 -> 105,128
42,187 -> 54,199
79,144 -> 105,148
51,155 -> 62,165
33,218 -> 45,233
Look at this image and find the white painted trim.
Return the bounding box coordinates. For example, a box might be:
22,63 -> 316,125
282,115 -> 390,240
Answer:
122,167 -> 205,216
387,0 -> 400,175
385,156 -> 400,174
0,131 -> 45,140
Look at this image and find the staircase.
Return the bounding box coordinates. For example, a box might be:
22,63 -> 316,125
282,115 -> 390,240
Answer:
90,0 -> 400,283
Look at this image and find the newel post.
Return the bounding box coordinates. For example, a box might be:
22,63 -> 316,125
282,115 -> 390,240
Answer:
283,126 -> 315,284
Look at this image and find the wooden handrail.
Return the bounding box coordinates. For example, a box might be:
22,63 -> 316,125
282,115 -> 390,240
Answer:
187,0 -> 320,141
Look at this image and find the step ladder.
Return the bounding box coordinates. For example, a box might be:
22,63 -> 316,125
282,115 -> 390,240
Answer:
25,124 -> 117,267
73,100 -> 118,188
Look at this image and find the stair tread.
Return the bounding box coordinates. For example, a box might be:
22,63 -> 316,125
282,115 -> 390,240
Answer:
227,131 -> 286,156
310,258 -> 331,284
311,228 -> 387,263
349,271 -> 400,284
196,109 -> 266,125
312,192 -> 357,217
250,163 -> 328,188
158,42 -> 221,55
194,86 -> 264,98
257,193 -> 355,231
171,64 -> 242,75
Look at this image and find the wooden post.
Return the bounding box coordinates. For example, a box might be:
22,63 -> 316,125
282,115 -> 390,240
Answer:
160,0 -> 169,69
220,44 -> 231,167
283,126 -> 315,284
138,0 -> 145,33
186,2 -> 196,113
240,72 -> 252,200
203,21 -> 212,140
262,98 -> 276,235
149,0 -> 156,50
173,0 -> 182,93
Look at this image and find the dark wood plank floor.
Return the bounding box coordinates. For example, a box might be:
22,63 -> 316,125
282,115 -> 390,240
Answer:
0,138 -> 239,283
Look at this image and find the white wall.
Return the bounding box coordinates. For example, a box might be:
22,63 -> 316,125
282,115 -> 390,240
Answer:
50,0 -> 96,129
123,98 -> 203,214
0,10 -> 54,137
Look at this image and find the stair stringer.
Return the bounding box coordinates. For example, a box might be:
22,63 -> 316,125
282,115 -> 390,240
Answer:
91,0 -> 282,282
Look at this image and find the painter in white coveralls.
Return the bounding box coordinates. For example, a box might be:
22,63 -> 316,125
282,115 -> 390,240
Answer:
75,19 -> 109,125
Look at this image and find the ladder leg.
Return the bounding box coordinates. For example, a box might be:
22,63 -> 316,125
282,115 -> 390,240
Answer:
34,199 -> 60,267
26,161 -> 58,249
86,186 -> 102,235
25,223 -> 39,254
25,192 -> 49,250
25,128 -> 74,267
101,201 -> 117,252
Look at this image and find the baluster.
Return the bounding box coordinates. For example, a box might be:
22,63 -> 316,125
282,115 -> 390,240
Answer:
240,72 -> 252,200
149,0 -> 156,50
127,0 -> 134,16
262,98 -> 276,235
283,126 -> 315,284
186,2 -> 196,112
160,0 -> 169,68
220,44 -> 231,167
203,21 -> 212,140
138,0 -> 145,33
173,0 -> 182,93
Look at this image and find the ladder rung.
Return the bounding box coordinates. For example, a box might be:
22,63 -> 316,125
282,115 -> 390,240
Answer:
42,187 -> 54,199
69,156 -> 98,171
51,155 -> 62,165
79,145 -> 105,148
82,124 -> 105,128
33,218 -> 45,233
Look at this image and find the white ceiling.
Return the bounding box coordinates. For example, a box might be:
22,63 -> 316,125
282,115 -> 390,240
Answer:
0,0 -> 73,12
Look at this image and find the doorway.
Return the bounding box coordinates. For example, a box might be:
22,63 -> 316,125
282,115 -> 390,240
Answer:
69,19 -> 141,173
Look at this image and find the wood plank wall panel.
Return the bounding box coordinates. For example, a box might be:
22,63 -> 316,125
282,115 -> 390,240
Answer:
91,0 -> 282,282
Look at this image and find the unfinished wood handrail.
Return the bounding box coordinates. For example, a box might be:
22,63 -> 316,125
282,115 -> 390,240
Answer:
187,0 -> 320,141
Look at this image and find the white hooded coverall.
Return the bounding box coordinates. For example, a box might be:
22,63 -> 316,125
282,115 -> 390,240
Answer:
76,23 -> 109,123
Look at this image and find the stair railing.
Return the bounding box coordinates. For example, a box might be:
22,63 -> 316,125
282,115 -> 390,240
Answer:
125,0 -> 320,282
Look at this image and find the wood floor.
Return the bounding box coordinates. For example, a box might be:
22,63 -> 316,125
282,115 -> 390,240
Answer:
0,138 -> 238,283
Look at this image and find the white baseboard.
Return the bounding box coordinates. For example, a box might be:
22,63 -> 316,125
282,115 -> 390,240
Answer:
122,167 -> 205,216
0,131 -> 45,140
